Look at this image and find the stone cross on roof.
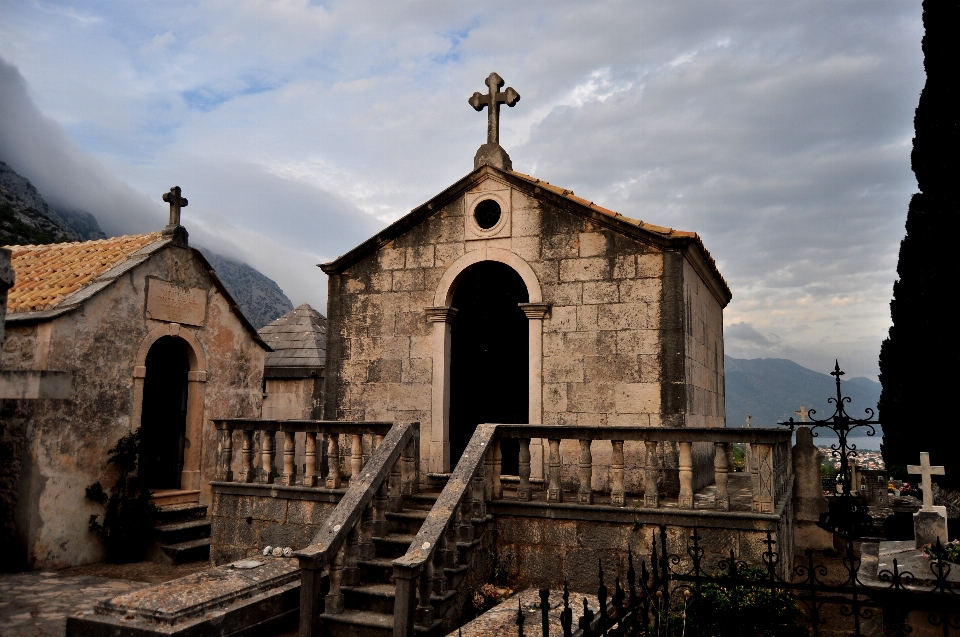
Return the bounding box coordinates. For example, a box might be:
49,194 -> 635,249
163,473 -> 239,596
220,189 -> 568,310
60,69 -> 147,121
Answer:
469,73 -> 520,171
908,452 -> 945,511
795,405 -> 809,422
162,186 -> 188,228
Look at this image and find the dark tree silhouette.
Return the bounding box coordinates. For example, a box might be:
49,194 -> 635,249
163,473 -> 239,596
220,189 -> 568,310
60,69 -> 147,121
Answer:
879,0 -> 959,488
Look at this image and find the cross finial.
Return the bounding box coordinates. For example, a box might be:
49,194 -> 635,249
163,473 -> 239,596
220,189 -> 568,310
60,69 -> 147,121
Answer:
162,186 -> 188,228
908,452 -> 945,511
746,414 -> 752,428
795,405 -> 809,423
469,73 -> 520,170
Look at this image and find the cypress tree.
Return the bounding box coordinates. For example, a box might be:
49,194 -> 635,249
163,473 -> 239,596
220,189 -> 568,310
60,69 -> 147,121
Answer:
879,0 -> 959,489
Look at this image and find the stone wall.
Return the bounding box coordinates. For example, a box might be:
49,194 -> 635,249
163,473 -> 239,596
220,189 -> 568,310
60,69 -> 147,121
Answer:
262,377 -> 323,420
1,245 -> 266,569
324,169 -> 729,493
209,486 -> 340,565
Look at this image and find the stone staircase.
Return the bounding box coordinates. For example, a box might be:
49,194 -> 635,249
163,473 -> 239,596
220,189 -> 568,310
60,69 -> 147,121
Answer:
319,483 -> 478,637
149,501 -> 211,565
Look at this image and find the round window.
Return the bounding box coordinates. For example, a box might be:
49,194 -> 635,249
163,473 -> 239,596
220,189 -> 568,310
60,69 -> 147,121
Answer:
473,199 -> 502,230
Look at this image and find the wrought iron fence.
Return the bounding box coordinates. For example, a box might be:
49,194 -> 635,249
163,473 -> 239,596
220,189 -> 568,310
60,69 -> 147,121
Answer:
522,525 -> 956,637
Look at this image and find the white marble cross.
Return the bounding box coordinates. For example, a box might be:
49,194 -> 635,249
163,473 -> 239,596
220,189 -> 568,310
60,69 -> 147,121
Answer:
908,452 -> 944,511
745,414 -> 752,428
795,405 -> 809,422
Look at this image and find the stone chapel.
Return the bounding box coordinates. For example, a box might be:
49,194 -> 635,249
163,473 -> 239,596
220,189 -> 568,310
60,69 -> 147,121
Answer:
321,73 -> 730,489
0,193 -> 267,570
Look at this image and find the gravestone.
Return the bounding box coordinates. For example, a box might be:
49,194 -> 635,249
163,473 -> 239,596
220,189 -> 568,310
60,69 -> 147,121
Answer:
908,452 -> 948,547
792,426 -> 833,550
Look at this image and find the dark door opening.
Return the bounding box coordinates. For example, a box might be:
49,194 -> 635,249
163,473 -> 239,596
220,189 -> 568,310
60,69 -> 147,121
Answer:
140,336 -> 189,490
449,261 -> 529,474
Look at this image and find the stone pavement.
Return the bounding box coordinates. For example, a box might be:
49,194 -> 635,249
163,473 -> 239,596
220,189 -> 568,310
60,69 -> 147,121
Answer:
0,570 -> 147,637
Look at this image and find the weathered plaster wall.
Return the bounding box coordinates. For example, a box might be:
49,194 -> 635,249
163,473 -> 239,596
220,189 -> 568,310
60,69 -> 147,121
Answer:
1,245 -> 265,570
324,172 -> 727,494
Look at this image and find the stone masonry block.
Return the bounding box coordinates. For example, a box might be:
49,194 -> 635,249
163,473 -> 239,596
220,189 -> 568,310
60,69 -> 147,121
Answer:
566,382 -> 614,414
435,243 -> 464,268
615,383 -> 660,414
544,356 -> 584,383
386,382 -> 432,411
598,303 -> 648,331
392,269 -> 424,292
560,257 -> 610,282
368,359 -> 401,383
408,245 -> 435,269
542,234 -> 579,260
613,255 -> 636,279
532,259 -> 559,285
515,543 -> 562,586
639,355 -> 661,382
251,496 -> 288,523
351,337 -> 383,360
636,253 -> 663,277
379,247 -> 406,270
545,306 -> 577,332
578,233 -> 608,257
578,522 -> 630,550
545,282 -> 583,306
499,517 -> 542,544
584,355 -> 640,383
542,520 -> 577,546
402,358 -> 432,384
409,335 -> 432,359
381,336 -> 410,359
616,330 -> 659,355
576,305 -> 600,331
344,278 -> 366,293
511,236 -> 540,261
511,204 -> 540,236
583,281 -> 618,304
543,383 -> 568,412
370,271 -> 393,292
619,280 -> 659,304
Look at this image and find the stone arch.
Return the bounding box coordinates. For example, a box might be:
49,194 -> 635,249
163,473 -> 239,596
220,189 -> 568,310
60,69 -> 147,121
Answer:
433,247 -> 543,307
427,248 -> 547,474
132,323 -> 207,494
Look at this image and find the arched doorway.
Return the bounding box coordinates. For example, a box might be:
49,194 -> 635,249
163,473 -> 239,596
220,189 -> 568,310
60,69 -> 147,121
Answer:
448,261 -> 529,473
139,336 -> 190,490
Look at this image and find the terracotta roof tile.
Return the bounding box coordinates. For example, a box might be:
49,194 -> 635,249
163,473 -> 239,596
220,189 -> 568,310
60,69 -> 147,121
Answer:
3,233 -> 163,314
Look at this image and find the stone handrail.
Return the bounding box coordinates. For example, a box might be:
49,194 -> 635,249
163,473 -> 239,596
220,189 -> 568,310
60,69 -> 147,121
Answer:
391,424 -> 497,637
293,421 -> 419,637
491,424 -> 793,514
213,419 -> 393,488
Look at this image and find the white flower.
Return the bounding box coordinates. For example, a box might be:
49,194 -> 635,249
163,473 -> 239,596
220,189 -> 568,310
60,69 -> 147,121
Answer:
283,547 -> 293,557
263,546 -> 273,556
272,547 -> 283,557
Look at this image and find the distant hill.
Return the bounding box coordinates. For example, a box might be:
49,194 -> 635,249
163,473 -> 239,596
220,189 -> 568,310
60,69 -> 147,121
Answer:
724,356 -> 882,436
198,249 -> 294,329
1,160 -> 106,244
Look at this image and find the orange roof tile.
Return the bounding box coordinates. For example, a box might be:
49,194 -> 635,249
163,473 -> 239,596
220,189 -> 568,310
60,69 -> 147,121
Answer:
3,233 -> 163,314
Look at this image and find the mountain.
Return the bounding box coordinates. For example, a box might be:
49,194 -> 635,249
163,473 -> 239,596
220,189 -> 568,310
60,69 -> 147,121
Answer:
724,356 -> 882,436
198,249 -> 294,330
0,160 -> 105,243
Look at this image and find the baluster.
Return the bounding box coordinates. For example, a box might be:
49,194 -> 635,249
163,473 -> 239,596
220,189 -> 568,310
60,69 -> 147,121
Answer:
359,502 -> 375,559
458,486 -> 475,544
578,439 -> 593,504
432,532 -> 447,594
388,454 -> 403,511
492,440 -> 503,499
678,441 -> 693,509
239,429 -> 255,483
610,440 -> 625,506
326,433 -> 341,488
415,557 -> 435,627
644,440 -> 659,508
319,433 -> 329,482
401,438 -> 418,496
547,439 -> 563,503
517,438 -> 532,501
444,520 -> 458,568
715,442 -> 730,511
216,427 -> 234,481
260,430 -> 275,484
483,444 -> 495,501
303,432 -> 318,487
373,481 -> 389,536
472,471 -> 487,518
342,522 -> 360,585
753,443 -> 774,513
326,546 -> 345,613
374,433 -> 384,449
350,433 -> 363,485
281,431 -> 296,485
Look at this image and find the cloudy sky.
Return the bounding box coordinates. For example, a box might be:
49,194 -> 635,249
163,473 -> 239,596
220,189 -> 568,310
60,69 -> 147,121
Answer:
0,1 -> 924,379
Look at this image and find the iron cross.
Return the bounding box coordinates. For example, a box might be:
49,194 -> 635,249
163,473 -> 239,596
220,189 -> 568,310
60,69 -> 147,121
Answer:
469,72 -> 520,145
162,186 -> 188,227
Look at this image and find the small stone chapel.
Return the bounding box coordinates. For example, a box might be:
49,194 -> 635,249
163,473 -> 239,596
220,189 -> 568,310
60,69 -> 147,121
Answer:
1,192 -> 268,570
321,73 -> 731,488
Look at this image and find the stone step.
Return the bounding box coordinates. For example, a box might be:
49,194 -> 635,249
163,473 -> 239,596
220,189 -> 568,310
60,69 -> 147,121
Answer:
342,582 -> 397,614
402,492 -> 441,511
322,609 -> 442,637
151,489 -> 201,507
160,537 -> 211,565
373,533 -> 415,559
155,502 -> 208,524
154,518 -> 211,545
386,509 -> 429,535
358,557 -> 397,584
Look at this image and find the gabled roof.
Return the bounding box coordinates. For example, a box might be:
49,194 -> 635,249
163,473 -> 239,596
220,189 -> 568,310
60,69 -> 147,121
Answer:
319,164 -> 731,305
3,233 -> 269,349
258,303 -> 326,377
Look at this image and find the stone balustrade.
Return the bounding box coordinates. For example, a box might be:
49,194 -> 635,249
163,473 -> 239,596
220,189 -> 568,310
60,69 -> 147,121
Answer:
213,419 -> 394,488
492,425 -> 793,514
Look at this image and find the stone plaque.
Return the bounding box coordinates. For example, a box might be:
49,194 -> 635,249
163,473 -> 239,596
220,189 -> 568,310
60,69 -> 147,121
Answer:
146,280 -> 206,326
